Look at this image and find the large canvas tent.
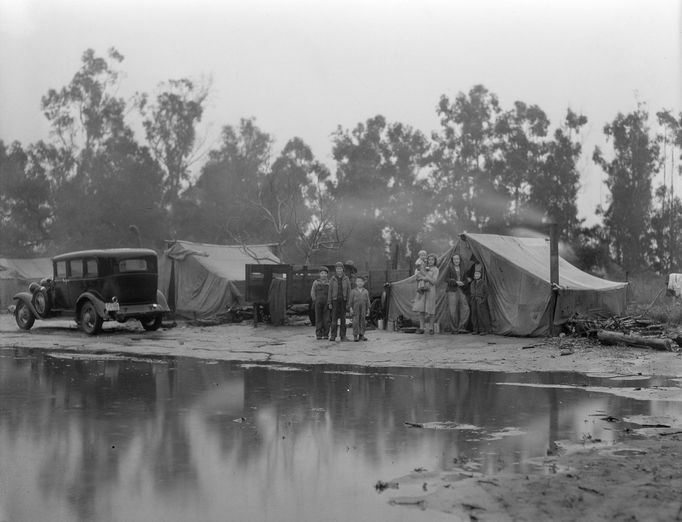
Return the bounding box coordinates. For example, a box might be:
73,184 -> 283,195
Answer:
159,240 -> 280,320
0,257 -> 52,312
388,233 -> 628,336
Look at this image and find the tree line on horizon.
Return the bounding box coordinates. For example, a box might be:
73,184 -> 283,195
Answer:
1,47 -> 680,277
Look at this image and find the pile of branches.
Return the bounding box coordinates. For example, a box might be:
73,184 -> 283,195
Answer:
567,314 -> 667,338
567,313 -> 681,352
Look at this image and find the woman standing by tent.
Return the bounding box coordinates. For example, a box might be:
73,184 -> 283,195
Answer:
412,253 -> 439,334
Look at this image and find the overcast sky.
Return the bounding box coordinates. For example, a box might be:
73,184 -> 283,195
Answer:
1,0 -> 680,226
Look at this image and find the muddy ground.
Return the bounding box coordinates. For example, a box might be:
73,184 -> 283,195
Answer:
2,313 -> 682,521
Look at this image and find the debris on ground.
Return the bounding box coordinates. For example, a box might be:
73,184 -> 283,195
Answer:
597,329 -> 674,351
567,314 -> 668,337
374,480 -> 399,492
566,313 -> 682,352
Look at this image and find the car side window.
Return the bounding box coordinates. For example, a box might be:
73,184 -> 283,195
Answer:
119,259 -> 148,272
85,259 -> 98,277
69,259 -> 84,278
55,261 -> 67,278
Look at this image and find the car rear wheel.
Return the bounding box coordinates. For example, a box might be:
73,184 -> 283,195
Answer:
80,301 -> 103,335
15,301 -> 35,330
140,314 -> 162,331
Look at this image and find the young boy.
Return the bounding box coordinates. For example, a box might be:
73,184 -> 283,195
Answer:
469,267 -> 492,335
415,250 -> 428,293
327,262 -> 351,341
310,267 -> 330,340
348,276 -> 370,341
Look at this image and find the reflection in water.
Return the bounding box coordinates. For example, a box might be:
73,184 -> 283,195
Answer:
0,348 -> 680,522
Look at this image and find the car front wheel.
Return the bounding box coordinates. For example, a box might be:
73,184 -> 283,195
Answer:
15,301 -> 35,330
80,301 -> 103,335
32,288 -> 52,316
140,314 -> 162,331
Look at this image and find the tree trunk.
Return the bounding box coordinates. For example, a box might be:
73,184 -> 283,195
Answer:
597,330 -> 673,351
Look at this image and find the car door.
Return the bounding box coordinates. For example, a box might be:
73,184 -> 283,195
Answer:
52,260 -> 70,310
67,259 -> 87,306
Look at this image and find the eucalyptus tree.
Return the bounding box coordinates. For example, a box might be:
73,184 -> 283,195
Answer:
0,141 -> 52,255
529,109 -> 587,239
137,78 -> 209,214
593,105 -> 659,272
331,115 -> 430,265
650,109 -> 682,271
490,100 -> 550,229
40,48 -> 166,250
431,84 -> 501,234
181,118 -> 273,244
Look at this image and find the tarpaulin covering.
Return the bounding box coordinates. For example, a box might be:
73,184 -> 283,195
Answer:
0,257 -> 52,312
387,233 -> 628,337
159,240 -> 280,320
268,277 -> 287,326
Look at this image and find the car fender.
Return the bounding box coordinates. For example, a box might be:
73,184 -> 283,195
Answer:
156,290 -> 171,312
76,292 -> 107,318
13,292 -> 41,317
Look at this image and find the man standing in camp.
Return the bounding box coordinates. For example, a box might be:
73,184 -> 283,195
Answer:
445,254 -> 470,333
328,262 -> 351,342
310,267 -> 330,340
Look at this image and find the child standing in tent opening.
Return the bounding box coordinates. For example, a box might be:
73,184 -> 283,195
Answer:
349,275 -> 370,342
328,262 -> 351,342
412,253 -> 439,334
469,266 -> 492,335
310,267 -> 330,340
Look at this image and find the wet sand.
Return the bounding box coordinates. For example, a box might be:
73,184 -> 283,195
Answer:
2,315 -> 682,378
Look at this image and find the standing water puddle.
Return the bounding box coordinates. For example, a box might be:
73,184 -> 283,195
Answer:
1,347 -> 681,521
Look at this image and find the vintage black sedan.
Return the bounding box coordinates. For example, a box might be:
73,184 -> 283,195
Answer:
13,248 -> 170,335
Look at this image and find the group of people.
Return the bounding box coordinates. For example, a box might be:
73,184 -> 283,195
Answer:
310,262 -> 370,342
413,250 -> 492,335
309,252 -> 492,342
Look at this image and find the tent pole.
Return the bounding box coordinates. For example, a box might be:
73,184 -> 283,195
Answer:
549,221 -> 559,336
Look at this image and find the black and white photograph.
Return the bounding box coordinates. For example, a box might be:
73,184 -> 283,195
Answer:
0,0 -> 681,520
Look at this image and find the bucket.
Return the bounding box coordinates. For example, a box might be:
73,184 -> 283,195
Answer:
377,319 -> 384,330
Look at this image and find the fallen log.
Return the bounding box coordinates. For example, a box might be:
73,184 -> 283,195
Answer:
597,330 -> 673,351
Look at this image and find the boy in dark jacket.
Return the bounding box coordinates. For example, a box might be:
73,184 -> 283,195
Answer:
328,262 -> 351,341
310,267 -> 330,340
469,267 -> 492,335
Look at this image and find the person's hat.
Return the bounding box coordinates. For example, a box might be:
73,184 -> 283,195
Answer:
319,266 -> 329,273
335,261 -> 344,268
